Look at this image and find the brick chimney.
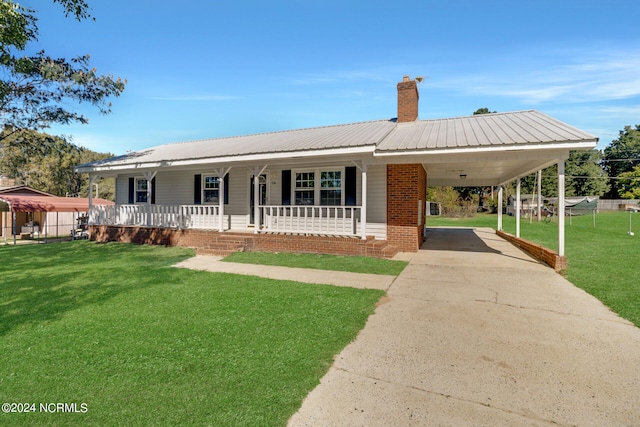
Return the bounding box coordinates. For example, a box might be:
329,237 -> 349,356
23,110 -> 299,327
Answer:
397,75 -> 419,123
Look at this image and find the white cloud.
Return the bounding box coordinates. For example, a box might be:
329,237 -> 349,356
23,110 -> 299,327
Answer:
432,47 -> 640,104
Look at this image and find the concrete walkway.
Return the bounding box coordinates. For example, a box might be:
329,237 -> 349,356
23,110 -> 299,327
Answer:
174,255 -> 398,290
288,227 -> 640,426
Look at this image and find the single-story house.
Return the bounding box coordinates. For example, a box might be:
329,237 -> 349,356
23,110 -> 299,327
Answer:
0,185 -> 113,242
75,76 -> 598,259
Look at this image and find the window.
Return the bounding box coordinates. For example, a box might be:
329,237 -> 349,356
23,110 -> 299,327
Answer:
203,176 -> 220,203
135,178 -> 148,203
320,171 -> 342,206
295,172 -> 315,205
293,169 -> 343,206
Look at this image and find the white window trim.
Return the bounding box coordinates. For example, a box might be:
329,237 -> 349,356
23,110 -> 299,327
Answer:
202,175 -> 220,205
134,177 -> 148,204
292,167 -> 345,206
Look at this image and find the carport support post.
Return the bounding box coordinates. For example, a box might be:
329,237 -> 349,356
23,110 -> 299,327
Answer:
537,170 -> 542,222
516,178 -> 521,238
558,159 -> 566,256
497,186 -> 503,231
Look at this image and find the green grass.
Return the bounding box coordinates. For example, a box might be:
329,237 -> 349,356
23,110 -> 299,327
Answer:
428,212 -> 640,327
223,251 -> 408,276
0,242 -> 383,426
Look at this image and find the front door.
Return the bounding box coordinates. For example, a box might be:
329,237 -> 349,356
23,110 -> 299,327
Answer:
249,174 -> 267,226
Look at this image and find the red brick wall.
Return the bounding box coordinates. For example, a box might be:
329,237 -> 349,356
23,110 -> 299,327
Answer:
89,226 -> 398,258
397,77 -> 419,123
386,164 -> 427,252
496,230 -> 567,272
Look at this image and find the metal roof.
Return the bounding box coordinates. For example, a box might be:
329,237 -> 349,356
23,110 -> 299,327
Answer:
376,110 -> 597,152
76,110 -> 597,175
80,120 -> 397,170
0,193 -> 113,212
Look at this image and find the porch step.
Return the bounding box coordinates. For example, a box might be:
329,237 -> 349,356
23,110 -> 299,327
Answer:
192,233 -> 255,257
366,239 -> 399,258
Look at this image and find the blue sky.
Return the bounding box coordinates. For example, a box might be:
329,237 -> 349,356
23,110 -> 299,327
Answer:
32,0 -> 640,154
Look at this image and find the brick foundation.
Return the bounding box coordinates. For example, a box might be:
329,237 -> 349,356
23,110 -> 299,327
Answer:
89,226 -> 399,258
496,230 -> 567,272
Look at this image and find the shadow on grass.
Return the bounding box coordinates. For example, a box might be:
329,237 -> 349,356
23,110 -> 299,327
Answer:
0,241 -> 193,336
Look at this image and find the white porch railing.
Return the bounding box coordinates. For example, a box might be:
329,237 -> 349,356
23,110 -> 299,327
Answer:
89,204 -> 362,237
89,204 -> 223,230
260,205 -> 361,236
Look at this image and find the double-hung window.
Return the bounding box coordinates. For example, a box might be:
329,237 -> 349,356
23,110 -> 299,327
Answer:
295,172 -> 315,205
203,176 -> 220,203
294,168 -> 343,206
135,178 -> 148,203
320,171 -> 342,205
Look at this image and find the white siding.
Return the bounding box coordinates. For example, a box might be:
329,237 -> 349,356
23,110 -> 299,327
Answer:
115,176 -> 129,204
113,163 -> 388,239
366,164 -> 387,223
155,171 -> 195,205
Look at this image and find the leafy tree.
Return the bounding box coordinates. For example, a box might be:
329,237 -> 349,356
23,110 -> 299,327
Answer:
0,128 -> 114,199
473,107 -> 496,115
519,150 -> 610,197
603,125 -> 640,198
617,166 -> 640,199
0,0 -> 126,139
427,186 -> 478,217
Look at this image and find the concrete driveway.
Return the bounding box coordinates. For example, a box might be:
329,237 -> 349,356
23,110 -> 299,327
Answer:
289,227 -> 640,426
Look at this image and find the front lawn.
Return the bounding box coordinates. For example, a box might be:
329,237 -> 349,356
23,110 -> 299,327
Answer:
427,211 -> 640,327
223,251 -> 408,276
0,242 -> 384,426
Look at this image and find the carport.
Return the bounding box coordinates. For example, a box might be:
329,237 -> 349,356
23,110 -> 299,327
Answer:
376,110 -> 599,258
0,186 -> 113,244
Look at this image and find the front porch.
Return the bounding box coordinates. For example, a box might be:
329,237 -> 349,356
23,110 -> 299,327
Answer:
89,203 -> 368,238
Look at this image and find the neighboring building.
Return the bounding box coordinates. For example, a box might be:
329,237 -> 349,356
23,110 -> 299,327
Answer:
76,76 -> 598,257
0,185 -> 113,240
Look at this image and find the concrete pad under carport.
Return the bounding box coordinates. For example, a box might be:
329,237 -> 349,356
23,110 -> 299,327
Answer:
289,227 -> 640,426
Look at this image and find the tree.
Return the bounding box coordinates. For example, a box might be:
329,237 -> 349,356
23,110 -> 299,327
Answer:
617,166 -> 640,199
564,149 -> 610,196
0,128 -> 114,199
518,150 -> 610,197
473,107 -> 496,115
0,1 -> 125,138
603,125 -> 640,197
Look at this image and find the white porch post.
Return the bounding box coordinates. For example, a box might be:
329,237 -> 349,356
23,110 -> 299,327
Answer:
352,160 -> 368,240
88,174 -> 97,225
143,171 -> 157,227
214,168 -> 231,232
361,163 -> 368,240
558,159 -> 566,256
252,165 -> 268,234
253,174 -> 259,234
516,178 -> 521,238
497,186 -> 503,231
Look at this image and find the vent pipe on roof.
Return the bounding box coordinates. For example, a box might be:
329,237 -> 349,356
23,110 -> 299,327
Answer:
397,75 -> 419,123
